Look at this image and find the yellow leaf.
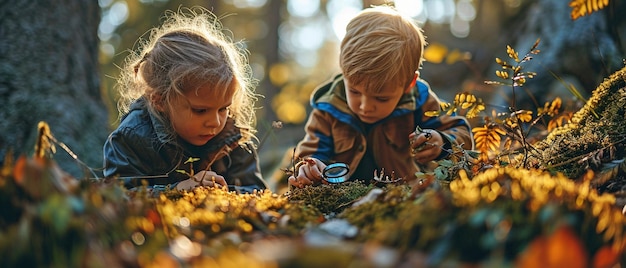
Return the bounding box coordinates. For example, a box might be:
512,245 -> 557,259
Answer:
596,210 -> 610,233
424,110 -> 440,117
423,42 -> 448,64
494,127 -> 507,136
466,94 -> 476,103
570,0 -> 611,20
488,141 -> 499,151
445,49 -> 469,64
516,110 -> 533,122
457,93 -> 466,104
550,97 -> 562,111
184,157 -> 200,164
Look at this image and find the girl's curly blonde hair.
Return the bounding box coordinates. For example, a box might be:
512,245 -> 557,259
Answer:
116,6 -> 258,144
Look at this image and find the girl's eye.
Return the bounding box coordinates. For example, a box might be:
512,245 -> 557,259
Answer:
192,108 -> 207,114
376,97 -> 390,102
219,107 -> 230,113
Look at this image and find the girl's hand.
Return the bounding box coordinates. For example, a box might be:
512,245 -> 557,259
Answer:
288,157 -> 326,188
176,170 -> 227,191
409,129 -> 443,164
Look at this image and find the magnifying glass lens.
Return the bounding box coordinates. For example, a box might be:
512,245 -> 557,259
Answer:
323,163 -> 349,183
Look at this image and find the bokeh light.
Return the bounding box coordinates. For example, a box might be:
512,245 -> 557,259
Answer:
229,0 -> 267,8
456,0 -> 476,21
395,0 -> 423,18
326,0 -> 362,41
288,0 -> 320,18
99,0 -> 483,126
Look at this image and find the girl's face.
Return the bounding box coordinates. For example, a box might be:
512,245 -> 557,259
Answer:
343,78 -> 406,124
165,84 -> 233,146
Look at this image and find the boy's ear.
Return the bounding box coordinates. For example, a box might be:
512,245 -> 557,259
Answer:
405,72 -> 419,93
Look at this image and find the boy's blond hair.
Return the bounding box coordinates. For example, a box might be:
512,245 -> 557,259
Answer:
340,5 -> 426,93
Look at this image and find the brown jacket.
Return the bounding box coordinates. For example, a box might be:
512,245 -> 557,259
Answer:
295,74 -> 474,180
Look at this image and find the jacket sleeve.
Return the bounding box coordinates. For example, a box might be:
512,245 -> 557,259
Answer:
103,131 -> 149,177
213,141 -> 268,193
294,109 -> 336,163
103,130 -> 173,188
417,87 -> 475,152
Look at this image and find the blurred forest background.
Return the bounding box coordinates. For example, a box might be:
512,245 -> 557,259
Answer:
1,0 -> 625,183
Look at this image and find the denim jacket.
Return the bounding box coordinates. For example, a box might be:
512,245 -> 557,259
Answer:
103,97 -> 267,193
295,74 -> 474,181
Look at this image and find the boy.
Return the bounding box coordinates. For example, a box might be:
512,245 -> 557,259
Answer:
288,5 -> 474,188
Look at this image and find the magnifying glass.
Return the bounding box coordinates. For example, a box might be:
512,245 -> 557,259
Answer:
323,163 -> 350,183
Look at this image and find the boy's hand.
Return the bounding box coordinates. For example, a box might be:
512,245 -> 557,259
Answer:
409,129 -> 443,164
288,157 -> 326,188
176,170 -> 227,191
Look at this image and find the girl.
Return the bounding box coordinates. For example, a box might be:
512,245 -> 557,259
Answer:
103,7 -> 267,193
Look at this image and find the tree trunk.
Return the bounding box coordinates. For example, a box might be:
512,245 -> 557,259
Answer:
485,0 -> 625,111
0,0 -> 108,177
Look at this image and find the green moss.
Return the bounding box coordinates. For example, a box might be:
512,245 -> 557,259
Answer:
287,181 -> 373,215
525,66 -> 626,179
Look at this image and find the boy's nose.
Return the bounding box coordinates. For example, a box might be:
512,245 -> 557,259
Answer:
360,98 -> 374,112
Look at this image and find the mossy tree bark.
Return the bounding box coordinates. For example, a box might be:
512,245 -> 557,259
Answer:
0,0 -> 108,177
525,66 -> 626,205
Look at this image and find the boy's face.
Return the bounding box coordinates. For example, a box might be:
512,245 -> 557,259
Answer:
343,78 -> 407,124
165,84 -> 232,146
